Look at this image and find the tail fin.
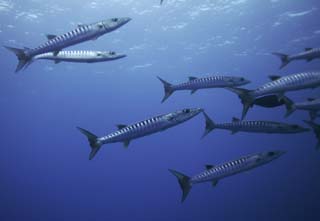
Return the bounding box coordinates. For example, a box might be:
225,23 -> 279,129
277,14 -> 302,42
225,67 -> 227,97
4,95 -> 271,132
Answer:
272,52 -> 290,69
202,112 -> 215,138
157,76 -> 174,103
303,120 -> 320,150
168,169 -> 191,203
226,87 -> 254,120
4,46 -> 31,72
77,127 -> 102,160
282,96 -> 296,118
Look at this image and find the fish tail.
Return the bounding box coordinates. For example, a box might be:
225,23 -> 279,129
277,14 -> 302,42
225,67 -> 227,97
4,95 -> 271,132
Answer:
272,52 -> 290,69
303,120 -> 320,150
226,87 -> 254,120
77,127 -> 102,160
202,112 -> 215,138
168,169 -> 191,203
4,46 -> 31,72
282,96 -> 296,118
157,76 -> 174,103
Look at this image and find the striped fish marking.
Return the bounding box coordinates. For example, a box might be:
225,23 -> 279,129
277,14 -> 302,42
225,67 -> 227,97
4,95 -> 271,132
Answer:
227,71 -> 320,120
158,75 -> 250,103
273,47 -> 320,69
5,17 -> 131,72
169,151 -> 285,202
202,112 -> 309,137
77,108 -> 203,160
31,50 -> 126,65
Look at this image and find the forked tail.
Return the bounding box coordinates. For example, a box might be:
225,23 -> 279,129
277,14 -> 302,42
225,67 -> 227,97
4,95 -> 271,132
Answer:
272,52 -> 290,69
226,87 -> 254,120
303,121 -> 320,150
157,76 -> 174,103
4,46 -> 31,72
77,127 -> 102,160
282,96 -> 296,118
168,169 -> 191,203
202,112 -> 215,138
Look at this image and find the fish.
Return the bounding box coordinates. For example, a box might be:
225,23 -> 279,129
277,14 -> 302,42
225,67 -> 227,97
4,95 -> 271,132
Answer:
158,75 -> 250,103
273,48 -> 320,69
202,112 -> 309,137
253,95 -> 288,108
227,71 -> 320,119
4,17 -> 131,72
284,97 -> 320,120
28,50 -> 126,67
231,95 -> 289,119
169,150 -> 285,202
77,108 -> 203,160
303,120 -> 320,150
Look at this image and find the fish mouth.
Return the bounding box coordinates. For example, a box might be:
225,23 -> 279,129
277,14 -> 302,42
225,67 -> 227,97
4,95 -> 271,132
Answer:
122,17 -> 132,25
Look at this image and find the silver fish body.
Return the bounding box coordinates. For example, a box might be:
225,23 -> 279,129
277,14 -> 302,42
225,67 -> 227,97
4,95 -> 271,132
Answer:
5,17 -> 131,72
169,150 -> 285,202
252,72 -> 320,98
77,108 -> 203,160
202,112 -> 309,137
273,48 -> 320,69
158,75 -> 250,103
32,50 -> 126,64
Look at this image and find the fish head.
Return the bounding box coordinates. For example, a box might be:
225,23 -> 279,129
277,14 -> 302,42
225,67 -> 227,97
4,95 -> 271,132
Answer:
164,108 -> 203,123
225,76 -> 251,87
253,151 -> 286,165
97,17 -> 131,33
277,124 -> 310,133
96,51 -> 127,60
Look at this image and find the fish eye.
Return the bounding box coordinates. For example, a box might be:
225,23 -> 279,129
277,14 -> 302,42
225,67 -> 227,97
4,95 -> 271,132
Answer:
112,18 -> 118,22
109,51 -> 116,55
98,23 -> 104,28
183,109 -> 190,113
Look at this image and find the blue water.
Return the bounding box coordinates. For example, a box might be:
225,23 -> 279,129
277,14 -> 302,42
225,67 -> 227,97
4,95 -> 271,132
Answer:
1,0 -> 320,220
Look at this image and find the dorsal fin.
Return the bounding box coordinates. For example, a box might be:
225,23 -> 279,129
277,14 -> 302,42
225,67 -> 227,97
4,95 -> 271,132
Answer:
205,165 -> 214,170
232,117 -> 240,122
305,48 -> 313,51
269,75 -> 281,81
189,76 -> 197,81
308,98 -> 316,101
116,124 -> 127,130
46,34 -> 57,40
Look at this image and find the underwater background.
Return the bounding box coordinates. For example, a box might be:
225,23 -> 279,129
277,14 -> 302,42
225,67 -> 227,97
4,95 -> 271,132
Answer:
1,0 -> 320,220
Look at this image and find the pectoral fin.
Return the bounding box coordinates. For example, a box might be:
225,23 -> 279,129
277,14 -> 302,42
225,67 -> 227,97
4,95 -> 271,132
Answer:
53,51 -> 60,56
212,180 -> 219,186
190,90 -> 197,94
54,60 -> 61,64
123,140 -> 130,148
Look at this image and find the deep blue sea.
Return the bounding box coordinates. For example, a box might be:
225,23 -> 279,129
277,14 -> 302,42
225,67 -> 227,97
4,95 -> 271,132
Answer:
1,0 -> 320,220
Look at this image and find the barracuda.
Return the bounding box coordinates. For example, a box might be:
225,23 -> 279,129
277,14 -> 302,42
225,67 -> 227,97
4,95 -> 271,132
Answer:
285,97 -> 320,120
227,71 -> 320,119
169,150 -> 285,202
4,17 -> 131,72
77,108 -> 203,160
202,112 -> 309,137
29,50 -> 126,66
273,48 -> 320,69
158,75 -> 250,103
